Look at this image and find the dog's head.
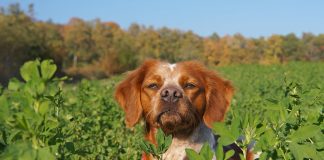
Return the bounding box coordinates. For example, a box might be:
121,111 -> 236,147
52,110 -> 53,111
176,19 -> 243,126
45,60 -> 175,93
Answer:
115,60 -> 234,136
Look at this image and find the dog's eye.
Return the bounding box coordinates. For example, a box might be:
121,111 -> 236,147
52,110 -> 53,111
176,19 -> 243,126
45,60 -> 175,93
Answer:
147,83 -> 158,89
184,83 -> 196,89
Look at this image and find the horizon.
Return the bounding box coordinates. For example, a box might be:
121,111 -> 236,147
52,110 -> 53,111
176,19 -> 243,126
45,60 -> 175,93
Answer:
0,0 -> 324,38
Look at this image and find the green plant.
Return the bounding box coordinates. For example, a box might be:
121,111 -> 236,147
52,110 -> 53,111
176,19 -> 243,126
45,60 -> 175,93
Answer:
1,60 -> 323,159
185,142 -> 235,160
185,63 -> 324,160
139,128 -> 172,160
253,79 -> 323,159
0,59 -> 65,159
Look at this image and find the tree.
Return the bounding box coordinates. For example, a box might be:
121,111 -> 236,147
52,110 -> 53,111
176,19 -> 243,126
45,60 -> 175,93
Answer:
281,33 -> 302,61
177,31 -> 203,61
313,34 -> 324,60
63,18 -> 94,68
261,35 -> 283,64
133,26 -> 161,62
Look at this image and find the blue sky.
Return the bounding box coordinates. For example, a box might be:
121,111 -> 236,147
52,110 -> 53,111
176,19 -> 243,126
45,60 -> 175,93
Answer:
0,0 -> 323,37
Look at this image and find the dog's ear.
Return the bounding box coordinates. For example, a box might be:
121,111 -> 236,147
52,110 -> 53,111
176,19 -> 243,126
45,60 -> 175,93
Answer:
203,70 -> 234,128
114,60 -> 157,127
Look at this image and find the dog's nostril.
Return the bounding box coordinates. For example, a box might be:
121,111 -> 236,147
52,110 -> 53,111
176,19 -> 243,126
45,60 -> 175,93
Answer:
174,91 -> 182,98
161,89 -> 169,97
161,87 -> 183,102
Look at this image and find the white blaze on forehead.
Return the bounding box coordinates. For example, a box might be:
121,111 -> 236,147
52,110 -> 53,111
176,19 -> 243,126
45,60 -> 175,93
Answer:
168,63 -> 176,71
157,63 -> 181,88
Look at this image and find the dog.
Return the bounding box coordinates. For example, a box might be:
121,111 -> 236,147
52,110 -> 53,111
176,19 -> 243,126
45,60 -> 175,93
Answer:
115,60 -> 253,160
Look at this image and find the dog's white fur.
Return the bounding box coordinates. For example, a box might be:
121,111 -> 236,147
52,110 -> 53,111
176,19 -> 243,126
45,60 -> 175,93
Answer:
162,122 -> 215,160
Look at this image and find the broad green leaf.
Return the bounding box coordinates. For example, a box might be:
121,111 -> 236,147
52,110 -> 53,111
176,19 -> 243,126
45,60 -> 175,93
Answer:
230,118 -> 241,138
290,143 -> 322,160
255,125 -> 267,136
20,60 -> 40,82
40,60 -> 57,80
239,153 -> 245,160
218,137 -> 236,146
37,146 -> 56,160
165,134 -> 172,145
0,96 -> 9,121
16,114 -> 30,131
258,152 -> 268,160
156,129 -> 164,149
139,141 -> 150,154
149,143 -> 158,156
8,78 -> 22,91
139,139 -> 159,158
46,118 -> 59,130
255,129 -> 277,150
200,143 -> 214,160
212,122 -> 237,143
289,143 -> 304,160
303,144 -> 322,160
242,113 -> 249,131
0,142 -> 36,160
36,81 -> 45,95
185,149 -> 203,160
215,143 -> 224,160
266,104 -> 282,111
278,105 -> 288,121
288,125 -> 320,142
224,150 -> 235,160
156,128 -> 172,154
20,147 -> 37,160
38,101 -> 50,115
313,133 -> 324,149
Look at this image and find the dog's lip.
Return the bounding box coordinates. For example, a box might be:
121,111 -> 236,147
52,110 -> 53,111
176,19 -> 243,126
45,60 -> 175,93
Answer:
156,110 -> 169,123
156,110 -> 178,124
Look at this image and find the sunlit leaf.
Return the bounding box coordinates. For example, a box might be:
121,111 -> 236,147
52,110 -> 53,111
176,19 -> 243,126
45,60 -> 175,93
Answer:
20,60 -> 40,82
40,60 -> 57,81
185,149 -> 203,160
288,125 -> 320,142
224,149 -> 235,160
199,143 -> 214,160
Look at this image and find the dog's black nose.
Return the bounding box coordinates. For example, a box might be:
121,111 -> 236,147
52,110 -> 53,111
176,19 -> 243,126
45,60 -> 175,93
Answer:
160,87 -> 183,103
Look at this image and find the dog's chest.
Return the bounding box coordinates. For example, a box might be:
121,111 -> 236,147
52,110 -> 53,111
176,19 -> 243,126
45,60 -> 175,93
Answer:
162,139 -> 203,160
161,123 -> 215,160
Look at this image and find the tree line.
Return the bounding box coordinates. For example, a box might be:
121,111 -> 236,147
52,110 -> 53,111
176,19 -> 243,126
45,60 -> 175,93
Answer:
0,3 -> 323,84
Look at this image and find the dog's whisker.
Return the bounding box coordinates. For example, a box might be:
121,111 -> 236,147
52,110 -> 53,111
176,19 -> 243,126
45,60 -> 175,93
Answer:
145,108 -> 154,121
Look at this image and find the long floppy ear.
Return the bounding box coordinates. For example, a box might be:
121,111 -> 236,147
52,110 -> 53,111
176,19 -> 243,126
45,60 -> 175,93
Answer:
114,60 -> 157,128
203,70 -> 234,128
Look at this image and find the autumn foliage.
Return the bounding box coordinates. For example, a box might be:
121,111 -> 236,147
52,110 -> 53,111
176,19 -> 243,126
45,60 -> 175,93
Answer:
0,4 -> 323,84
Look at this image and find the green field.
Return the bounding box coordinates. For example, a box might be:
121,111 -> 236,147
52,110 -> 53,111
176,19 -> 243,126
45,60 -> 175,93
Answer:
0,60 -> 323,159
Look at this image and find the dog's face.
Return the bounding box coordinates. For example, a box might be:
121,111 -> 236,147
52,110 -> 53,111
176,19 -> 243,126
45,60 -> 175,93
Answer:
115,60 -> 233,136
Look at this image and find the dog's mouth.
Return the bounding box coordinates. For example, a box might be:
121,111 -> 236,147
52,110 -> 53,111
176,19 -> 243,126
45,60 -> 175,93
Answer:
157,110 -> 175,120
156,110 -> 182,134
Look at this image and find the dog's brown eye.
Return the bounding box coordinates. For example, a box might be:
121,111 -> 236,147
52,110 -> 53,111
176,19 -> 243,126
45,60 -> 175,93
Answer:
147,83 -> 158,89
184,83 -> 195,89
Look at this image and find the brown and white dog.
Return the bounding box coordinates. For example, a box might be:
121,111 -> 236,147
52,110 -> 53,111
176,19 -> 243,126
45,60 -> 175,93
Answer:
115,60 -> 253,160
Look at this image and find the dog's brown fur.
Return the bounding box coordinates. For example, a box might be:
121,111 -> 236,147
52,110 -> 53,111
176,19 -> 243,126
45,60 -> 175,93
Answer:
115,60 -> 253,160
